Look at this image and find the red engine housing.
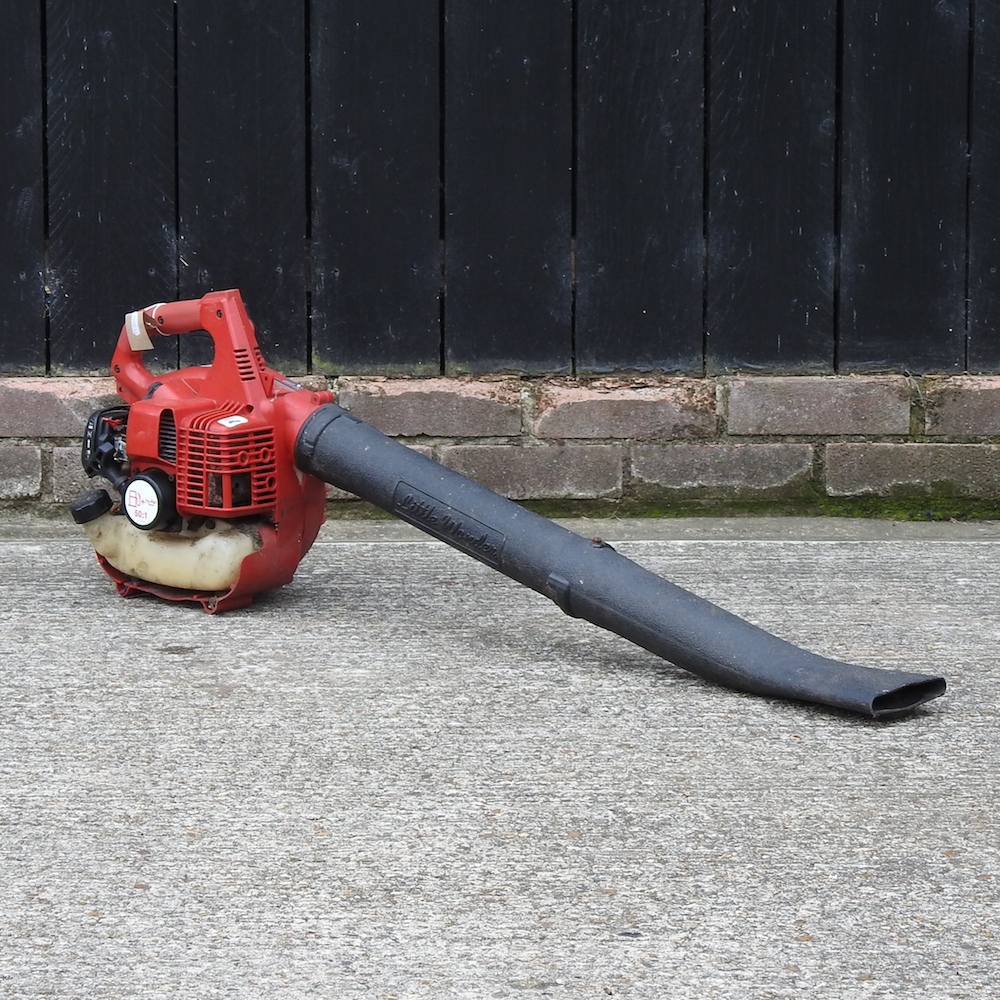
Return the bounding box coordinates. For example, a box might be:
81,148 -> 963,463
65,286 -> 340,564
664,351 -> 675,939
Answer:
102,289 -> 333,611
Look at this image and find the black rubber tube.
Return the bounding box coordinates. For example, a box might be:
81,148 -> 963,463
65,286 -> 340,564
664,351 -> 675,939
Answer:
295,404 -> 946,718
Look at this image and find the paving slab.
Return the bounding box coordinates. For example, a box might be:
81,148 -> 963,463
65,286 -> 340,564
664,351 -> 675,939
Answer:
0,517 -> 997,998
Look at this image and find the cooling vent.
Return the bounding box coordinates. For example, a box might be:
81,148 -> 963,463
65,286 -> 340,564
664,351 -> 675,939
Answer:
158,410 -> 177,463
233,347 -> 257,381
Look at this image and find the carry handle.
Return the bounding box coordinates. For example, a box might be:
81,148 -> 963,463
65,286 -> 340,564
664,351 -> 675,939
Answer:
111,290 -> 271,403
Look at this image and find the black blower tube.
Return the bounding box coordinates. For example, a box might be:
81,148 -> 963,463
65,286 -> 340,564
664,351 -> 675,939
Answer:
295,404 -> 946,718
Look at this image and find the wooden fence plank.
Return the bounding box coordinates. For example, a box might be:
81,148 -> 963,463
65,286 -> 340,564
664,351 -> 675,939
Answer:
969,0 -> 1000,372
444,0 -> 573,374
311,0 -> 441,374
706,0 -> 837,374
3,2 -> 992,378
838,1 -> 969,373
46,2 -> 176,373
176,1 -> 307,371
575,0 -> 704,373
0,3 -> 45,372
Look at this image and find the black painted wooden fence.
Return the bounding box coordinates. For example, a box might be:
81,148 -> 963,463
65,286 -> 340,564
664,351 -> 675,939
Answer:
1,1 -> 997,377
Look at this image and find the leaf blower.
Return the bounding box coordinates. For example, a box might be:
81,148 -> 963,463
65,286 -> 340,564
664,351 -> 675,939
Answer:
70,289 -> 946,718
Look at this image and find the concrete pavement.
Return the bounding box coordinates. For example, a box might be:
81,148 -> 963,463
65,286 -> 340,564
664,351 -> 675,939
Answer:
0,516 -> 997,998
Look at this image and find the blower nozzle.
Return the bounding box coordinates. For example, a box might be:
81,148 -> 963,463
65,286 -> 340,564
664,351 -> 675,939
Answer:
294,404 -> 945,718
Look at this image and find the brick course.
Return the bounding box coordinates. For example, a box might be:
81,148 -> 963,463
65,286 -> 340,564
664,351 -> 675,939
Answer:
923,377 -> 1000,436
440,444 -> 623,499
727,376 -> 911,436
825,443 -> 1000,497
632,444 -> 815,497
0,445 -> 42,499
0,378 -> 117,437
533,380 -> 716,439
338,377 -> 521,437
4,372 -> 1000,510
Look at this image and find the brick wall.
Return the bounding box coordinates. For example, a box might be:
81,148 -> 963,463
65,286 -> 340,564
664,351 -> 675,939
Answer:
3,373 -> 1000,513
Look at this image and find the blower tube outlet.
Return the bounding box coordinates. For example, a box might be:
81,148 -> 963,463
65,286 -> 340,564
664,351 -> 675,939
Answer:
295,404 -> 946,718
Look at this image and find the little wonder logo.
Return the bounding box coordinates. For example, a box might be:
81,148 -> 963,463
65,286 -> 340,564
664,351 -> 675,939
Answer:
392,482 -> 505,567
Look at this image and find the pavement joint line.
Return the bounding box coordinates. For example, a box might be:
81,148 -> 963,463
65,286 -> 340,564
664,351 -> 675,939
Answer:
6,513 -> 1000,542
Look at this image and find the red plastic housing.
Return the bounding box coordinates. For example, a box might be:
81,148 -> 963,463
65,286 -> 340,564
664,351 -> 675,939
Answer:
103,289 -> 334,611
